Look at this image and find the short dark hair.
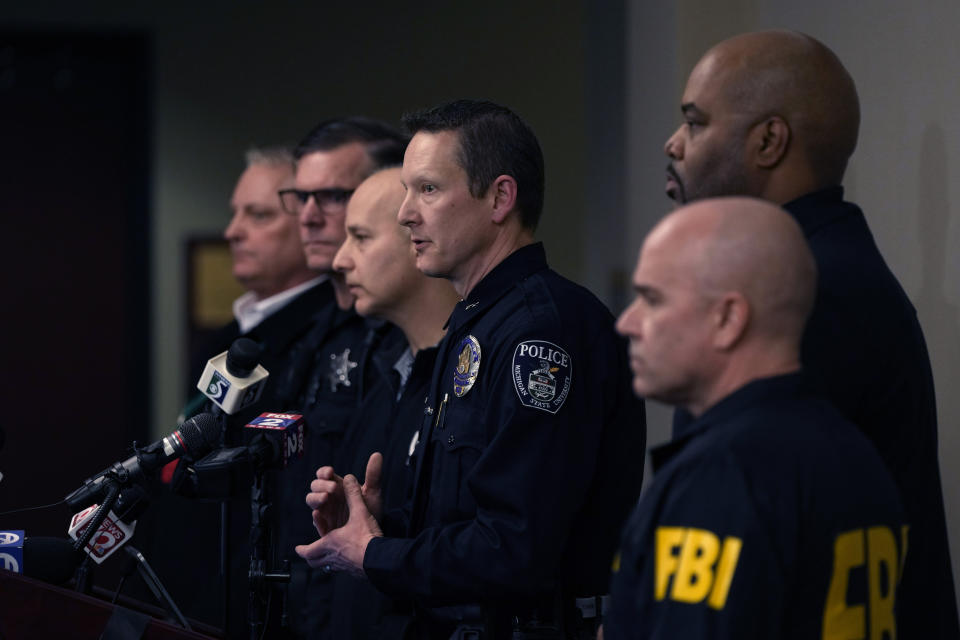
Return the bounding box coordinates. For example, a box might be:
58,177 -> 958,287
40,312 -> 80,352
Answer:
293,116 -> 408,170
401,99 -> 545,230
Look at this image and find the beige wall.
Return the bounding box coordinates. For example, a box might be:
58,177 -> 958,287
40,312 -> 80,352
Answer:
627,0 -> 960,611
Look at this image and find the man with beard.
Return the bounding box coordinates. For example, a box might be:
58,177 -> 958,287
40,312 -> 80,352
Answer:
663,30 -> 957,635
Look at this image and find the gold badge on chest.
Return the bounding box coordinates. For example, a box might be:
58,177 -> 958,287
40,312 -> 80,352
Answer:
452,335 -> 481,397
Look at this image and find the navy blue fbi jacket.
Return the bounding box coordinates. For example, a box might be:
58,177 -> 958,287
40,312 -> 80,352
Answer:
609,374 -> 906,639
787,187 -> 957,635
673,186 -> 958,635
363,243 -> 647,623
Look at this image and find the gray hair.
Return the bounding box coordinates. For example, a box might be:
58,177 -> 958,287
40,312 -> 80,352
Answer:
244,146 -> 295,171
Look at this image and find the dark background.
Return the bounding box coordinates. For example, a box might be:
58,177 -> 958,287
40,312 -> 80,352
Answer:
0,32 -> 151,537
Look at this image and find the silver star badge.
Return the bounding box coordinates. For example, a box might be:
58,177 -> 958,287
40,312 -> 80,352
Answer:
328,348 -> 358,392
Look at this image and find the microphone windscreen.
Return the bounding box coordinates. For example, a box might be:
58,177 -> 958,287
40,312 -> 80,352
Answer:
23,537 -> 83,585
226,338 -> 261,378
179,413 -> 220,454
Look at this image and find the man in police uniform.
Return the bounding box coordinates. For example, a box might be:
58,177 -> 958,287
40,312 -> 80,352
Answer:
663,31 -> 957,634
323,166 -> 459,638
297,100 -> 646,638
269,117 -> 408,638
606,197 -> 905,638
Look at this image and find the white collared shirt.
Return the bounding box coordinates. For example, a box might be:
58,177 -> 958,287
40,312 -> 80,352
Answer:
233,276 -> 326,334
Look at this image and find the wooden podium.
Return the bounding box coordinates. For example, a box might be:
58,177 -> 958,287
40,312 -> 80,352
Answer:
0,570 -> 219,639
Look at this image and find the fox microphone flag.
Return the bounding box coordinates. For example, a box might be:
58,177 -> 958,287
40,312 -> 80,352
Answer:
245,412 -> 305,469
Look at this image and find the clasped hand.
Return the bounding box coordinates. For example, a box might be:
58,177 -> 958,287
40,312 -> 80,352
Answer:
294,452 -> 384,578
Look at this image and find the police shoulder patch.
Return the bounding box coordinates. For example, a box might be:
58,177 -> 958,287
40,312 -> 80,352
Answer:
512,340 -> 572,414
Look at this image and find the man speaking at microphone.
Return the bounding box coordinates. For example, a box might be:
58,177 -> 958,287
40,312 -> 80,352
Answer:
297,100 -> 646,639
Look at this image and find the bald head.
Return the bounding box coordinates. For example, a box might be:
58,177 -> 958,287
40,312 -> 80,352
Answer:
665,31 -> 860,206
348,167 -> 406,226
651,197 -> 817,341
334,166 -> 459,349
617,196 -> 817,412
333,167 -> 419,320
702,30 -> 859,184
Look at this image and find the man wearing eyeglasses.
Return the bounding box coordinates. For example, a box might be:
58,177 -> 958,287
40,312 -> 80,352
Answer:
172,146 -> 333,637
270,117 -> 409,639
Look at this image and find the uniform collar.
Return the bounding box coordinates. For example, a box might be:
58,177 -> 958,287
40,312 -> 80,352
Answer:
443,242 -> 549,334
783,185 -> 856,238
371,329 -> 439,397
650,372 -> 807,473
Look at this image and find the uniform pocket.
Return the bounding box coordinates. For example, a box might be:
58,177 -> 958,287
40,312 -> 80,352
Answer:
428,401 -> 487,522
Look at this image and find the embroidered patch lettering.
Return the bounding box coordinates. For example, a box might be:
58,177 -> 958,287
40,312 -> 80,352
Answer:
512,340 -> 572,413
452,335 -> 481,397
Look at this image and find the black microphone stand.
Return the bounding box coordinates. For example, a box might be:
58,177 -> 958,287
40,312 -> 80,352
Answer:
247,463 -> 290,640
209,407 -> 236,640
124,545 -> 193,630
71,476 -> 193,631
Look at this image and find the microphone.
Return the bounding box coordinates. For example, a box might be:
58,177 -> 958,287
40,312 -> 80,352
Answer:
196,338 -> 269,415
0,530 -> 24,574
245,412 -> 305,469
186,412 -> 305,499
0,532 -> 83,584
25,537 -> 83,584
67,505 -> 136,564
64,413 -> 220,510
65,483 -> 150,565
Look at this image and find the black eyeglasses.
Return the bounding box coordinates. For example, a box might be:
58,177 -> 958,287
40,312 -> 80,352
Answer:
278,188 -> 355,215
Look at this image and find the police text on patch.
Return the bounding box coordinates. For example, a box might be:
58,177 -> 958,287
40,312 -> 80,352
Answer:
512,340 -> 572,414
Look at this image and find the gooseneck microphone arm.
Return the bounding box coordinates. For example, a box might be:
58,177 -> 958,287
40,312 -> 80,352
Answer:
72,480 -> 121,555
72,478 -> 121,594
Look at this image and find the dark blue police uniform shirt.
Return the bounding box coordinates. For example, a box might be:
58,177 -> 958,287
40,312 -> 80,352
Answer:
328,332 -> 439,640
275,286 -> 372,551
610,373 -> 905,639
273,292 -> 378,637
363,242 -> 646,608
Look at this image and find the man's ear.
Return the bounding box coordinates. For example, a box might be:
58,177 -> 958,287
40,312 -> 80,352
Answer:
749,116 -> 790,169
712,292 -> 750,350
490,175 -> 518,224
